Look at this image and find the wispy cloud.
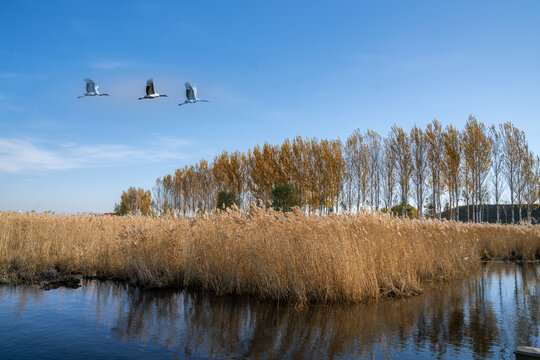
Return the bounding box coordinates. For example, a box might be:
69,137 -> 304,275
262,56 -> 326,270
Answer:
0,139 -> 73,172
88,58 -> 148,70
0,50 -> 18,57
25,119 -> 61,129
89,60 -> 132,70
0,92 -> 25,112
0,72 -> 21,79
149,135 -> 193,148
0,102 -> 25,112
0,136 -> 194,173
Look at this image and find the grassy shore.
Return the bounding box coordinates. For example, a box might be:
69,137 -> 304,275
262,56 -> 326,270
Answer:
0,207 -> 539,303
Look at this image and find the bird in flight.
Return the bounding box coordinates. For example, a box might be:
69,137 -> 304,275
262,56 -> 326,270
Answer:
78,79 -> 110,98
178,82 -> 209,106
138,78 -> 168,100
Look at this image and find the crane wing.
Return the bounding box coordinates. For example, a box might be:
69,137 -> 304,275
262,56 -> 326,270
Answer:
185,82 -> 195,100
146,78 -> 155,96
84,78 -> 96,93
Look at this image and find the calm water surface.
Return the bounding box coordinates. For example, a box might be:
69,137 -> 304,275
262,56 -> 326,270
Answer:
0,263 -> 539,359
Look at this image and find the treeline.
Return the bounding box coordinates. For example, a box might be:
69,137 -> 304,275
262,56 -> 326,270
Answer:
152,138 -> 344,216
119,116 -> 539,223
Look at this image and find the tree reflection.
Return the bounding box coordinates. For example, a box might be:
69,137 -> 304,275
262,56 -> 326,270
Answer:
49,263 -> 540,359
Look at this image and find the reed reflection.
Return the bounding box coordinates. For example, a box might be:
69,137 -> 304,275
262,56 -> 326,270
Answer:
69,263 -> 540,359
0,285 -> 45,318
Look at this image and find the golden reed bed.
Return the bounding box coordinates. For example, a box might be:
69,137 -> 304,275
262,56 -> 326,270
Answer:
1,207 -> 539,303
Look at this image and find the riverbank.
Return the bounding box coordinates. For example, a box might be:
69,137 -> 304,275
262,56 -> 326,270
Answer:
1,208 -> 538,303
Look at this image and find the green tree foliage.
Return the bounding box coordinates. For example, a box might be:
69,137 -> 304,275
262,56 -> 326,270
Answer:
272,184 -> 299,212
216,191 -> 237,210
382,204 -> 418,219
114,202 -> 128,216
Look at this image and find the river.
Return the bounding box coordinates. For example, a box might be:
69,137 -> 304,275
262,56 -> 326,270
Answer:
0,262 -> 538,359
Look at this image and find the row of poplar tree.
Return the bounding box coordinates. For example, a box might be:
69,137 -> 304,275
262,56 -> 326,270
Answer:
118,116 -> 539,223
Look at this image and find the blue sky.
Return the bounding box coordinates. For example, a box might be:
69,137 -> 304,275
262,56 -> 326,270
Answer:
1,0 -> 539,213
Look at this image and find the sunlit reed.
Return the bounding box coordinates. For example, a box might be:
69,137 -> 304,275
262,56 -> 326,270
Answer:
0,207 -> 538,303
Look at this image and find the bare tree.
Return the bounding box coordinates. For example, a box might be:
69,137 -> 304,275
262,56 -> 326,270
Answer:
389,125 -> 413,216
346,130 -> 371,211
410,125 -> 427,218
366,130 -> 382,210
523,151 -> 540,221
343,138 -> 356,212
381,137 -> 397,211
489,125 -> 504,223
426,119 -> 444,218
516,144 -> 529,223
152,177 -> 165,215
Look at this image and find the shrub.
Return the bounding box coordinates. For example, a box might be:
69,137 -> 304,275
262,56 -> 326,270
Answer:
272,184 -> 299,212
217,191 -> 237,210
381,204 -> 418,219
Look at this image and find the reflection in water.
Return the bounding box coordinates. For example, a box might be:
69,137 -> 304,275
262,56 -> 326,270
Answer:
1,263 -> 539,359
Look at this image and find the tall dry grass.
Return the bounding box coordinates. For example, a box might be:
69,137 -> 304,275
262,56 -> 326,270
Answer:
0,207 -> 538,303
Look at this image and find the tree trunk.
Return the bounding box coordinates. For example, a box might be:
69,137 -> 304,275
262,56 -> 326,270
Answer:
455,183 -> 460,221
511,203 -> 515,224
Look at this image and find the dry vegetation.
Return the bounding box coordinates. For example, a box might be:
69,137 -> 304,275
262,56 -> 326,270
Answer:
0,208 -> 539,303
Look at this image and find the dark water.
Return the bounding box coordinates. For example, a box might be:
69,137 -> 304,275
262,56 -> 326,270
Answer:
0,263 -> 539,359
